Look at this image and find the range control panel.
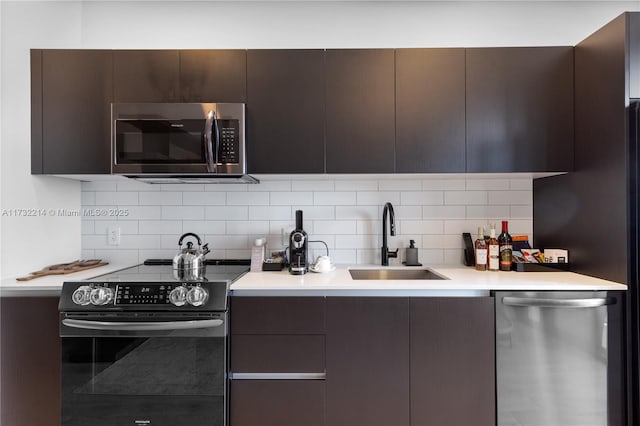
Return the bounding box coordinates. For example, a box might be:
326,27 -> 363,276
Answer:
116,284 -> 175,305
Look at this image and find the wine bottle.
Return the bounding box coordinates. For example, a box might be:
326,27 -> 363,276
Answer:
475,227 -> 487,271
488,224 -> 500,271
498,220 -> 513,271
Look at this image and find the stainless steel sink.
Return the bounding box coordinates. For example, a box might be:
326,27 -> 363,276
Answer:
349,268 -> 447,280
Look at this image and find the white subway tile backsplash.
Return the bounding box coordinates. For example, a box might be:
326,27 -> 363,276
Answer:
314,191 -> 356,205
206,206 -> 249,221
227,192 -> 269,206
183,220 -> 226,235
96,192 -> 139,206
357,191 -> 400,206
139,220 -> 183,235
81,249 -> 96,260
140,191 -> 182,206
335,180 -> 378,191
293,180 -> 334,191
313,220 -> 356,235
422,205 -> 466,219
444,191 -> 487,205
121,206 -> 162,220
488,191 -> 531,205
161,206 -> 205,220
270,192 -> 313,206
249,206 -> 292,221
401,191 -> 444,206
81,175 -> 533,266
378,179 -> 421,191
465,178 -> 510,190
183,192 -> 226,206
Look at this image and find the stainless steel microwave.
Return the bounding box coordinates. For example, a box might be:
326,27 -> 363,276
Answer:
111,102 -> 255,183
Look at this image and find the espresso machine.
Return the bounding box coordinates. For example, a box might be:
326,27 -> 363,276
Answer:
289,210 -> 308,275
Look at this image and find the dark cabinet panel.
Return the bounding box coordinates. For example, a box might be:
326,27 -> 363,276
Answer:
396,49 -> 466,172
326,297 -> 410,426
230,380 -> 324,426
410,297 -> 496,426
231,335 -> 325,373
31,50 -> 43,174
113,50 -> 179,102
230,297 -> 325,334
325,49 -> 396,173
179,50 -> 246,102
466,47 -> 574,172
1,298 -> 61,426
246,49 -> 325,173
39,50 -> 112,174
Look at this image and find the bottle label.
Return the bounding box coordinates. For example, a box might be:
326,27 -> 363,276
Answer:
489,245 -> 499,270
500,245 -> 513,268
476,249 -> 487,265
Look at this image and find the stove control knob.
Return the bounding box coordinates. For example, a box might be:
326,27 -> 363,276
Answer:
187,286 -> 208,307
169,286 -> 188,306
72,285 -> 92,305
90,286 -> 114,306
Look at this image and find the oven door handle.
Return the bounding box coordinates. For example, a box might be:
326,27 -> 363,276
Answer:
62,318 -> 223,331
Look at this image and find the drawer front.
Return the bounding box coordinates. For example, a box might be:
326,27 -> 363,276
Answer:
230,380 -> 325,426
231,335 -> 325,373
230,297 -> 325,334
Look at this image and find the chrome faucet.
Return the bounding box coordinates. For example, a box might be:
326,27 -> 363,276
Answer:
381,202 -> 398,266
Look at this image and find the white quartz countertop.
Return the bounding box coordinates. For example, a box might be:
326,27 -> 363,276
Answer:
0,262 -> 135,297
230,264 -> 628,296
1,263 -> 627,297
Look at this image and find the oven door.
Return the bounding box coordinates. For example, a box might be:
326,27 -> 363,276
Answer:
60,312 -> 227,426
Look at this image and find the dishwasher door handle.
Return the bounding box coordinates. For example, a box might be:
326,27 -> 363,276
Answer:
62,318 -> 223,331
502,296 -> 616,308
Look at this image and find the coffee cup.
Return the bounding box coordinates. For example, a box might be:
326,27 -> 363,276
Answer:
314,256 -> 332,272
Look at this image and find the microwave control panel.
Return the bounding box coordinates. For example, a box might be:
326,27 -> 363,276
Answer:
217,119 -> 239,164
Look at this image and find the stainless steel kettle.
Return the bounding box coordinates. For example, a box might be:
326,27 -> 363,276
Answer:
172,233 -> 210,276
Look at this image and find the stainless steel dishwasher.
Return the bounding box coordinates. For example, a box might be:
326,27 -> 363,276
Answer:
495,291 -> 626,426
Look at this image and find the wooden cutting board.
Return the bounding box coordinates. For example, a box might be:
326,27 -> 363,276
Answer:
16,259 -> 109,281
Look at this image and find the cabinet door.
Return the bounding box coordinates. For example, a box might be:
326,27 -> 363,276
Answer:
246,50 -> 325,173
325,49 -> 396,173
396,49 -> 466,173
179,50 -> 246,102
113,50 -> 179,102
466,47 -> 574,172
326,297 -> 410,426
230,380 -> 324,426
410,297 -> 495,426
38,50 -> 112,174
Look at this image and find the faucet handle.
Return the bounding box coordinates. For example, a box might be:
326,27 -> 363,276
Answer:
388,249 -> 399,258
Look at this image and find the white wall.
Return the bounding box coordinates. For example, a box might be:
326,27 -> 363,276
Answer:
2,1 -> 639,277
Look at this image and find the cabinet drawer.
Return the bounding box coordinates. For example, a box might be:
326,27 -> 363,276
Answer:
231,335 -> 325,373
230,380 -> 325,426
230,297 -> 325,334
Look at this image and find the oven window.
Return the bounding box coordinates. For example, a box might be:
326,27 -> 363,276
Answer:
115,119 -> 206,164
62,336 -> 224,426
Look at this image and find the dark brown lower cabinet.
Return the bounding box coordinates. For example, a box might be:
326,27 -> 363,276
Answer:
230,380 -> 324,426
326,297 -> 410,426
410,297 -> 496,426
0,297 -> 61,426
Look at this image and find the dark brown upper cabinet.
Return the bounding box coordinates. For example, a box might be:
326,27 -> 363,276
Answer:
466,47 -> 574,172
32,50 -> 113,174
179,50 -> 246,102
246,50 -> 325,173
113,50 -> 180,102
325,49 -> 396,173
396,49 -> 466,173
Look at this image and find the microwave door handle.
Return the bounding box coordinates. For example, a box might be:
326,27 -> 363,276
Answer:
204,110 -> 216,173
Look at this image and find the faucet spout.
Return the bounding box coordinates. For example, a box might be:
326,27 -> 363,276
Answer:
381,202 -> 398,266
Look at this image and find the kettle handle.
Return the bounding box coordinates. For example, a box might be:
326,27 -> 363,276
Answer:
178,233 -> 202,247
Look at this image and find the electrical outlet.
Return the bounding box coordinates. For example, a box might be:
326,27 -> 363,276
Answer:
107,226 -> 121,246
281,226 -> 295,246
